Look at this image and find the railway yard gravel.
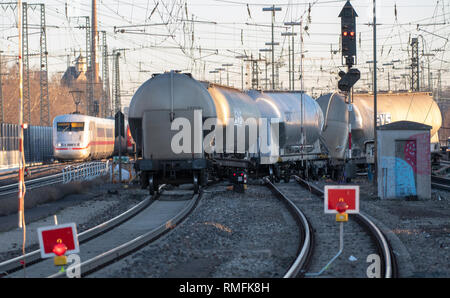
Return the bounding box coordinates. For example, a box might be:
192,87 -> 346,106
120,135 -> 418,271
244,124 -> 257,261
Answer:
1,174 -> 448,278
276,182 -> 378,278
90,182 -> 300,278
312,177 -> 450,278
0,179 -> 145,264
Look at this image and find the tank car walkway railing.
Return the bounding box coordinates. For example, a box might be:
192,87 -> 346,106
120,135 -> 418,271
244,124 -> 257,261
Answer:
62,161 -> 110,184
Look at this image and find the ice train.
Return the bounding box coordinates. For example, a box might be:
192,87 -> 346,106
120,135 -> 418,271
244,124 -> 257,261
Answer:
53,114 -> 135,161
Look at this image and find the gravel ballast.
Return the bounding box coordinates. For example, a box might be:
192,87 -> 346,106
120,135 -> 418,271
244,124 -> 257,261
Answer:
90,182 -> 301,278
0,179 -> 146,264
311,177 -> 450,278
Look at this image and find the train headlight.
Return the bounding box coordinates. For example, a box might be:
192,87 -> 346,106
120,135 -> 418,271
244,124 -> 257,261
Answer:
57,143 -> 62,147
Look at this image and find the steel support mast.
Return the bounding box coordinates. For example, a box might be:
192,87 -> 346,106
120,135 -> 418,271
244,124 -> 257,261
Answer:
39,3 -> 50,126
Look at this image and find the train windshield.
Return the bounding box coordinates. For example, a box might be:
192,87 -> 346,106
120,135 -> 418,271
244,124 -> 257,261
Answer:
57,122 -> 85,132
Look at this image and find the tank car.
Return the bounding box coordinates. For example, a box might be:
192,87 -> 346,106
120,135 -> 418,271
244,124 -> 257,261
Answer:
247,90 -> 325,181
316,92 -> 349,161
53,114 -> 115,161
129,71 -> 262,194
317,91 -> 442,164
353,92 -> 442,159
129,71 -> 327,192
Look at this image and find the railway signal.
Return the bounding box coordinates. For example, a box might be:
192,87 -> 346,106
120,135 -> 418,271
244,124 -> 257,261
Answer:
338,68 -> 361,92
339,0 -> 358,67
324,185 -> 359,216
305,184 -> 359,276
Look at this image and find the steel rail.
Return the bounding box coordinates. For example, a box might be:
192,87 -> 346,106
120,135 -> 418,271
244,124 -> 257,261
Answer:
263,177 -> 313,278
48,189 -> 201,278
0,173 -> 64,197
0,187 -> 164,276
431,175 -> 450,191
294,175 -> 397,278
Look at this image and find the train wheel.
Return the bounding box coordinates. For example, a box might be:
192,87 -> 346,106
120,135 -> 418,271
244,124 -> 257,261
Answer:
274,165 -> 281,183
269,166 -> 275,183
193,172 -> 199,194
149,175 -> 155,196
200,169 -> 208,186
141,172 -> 149,189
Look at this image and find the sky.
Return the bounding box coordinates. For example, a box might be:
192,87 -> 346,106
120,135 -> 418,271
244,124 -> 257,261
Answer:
1,0 -> 449,107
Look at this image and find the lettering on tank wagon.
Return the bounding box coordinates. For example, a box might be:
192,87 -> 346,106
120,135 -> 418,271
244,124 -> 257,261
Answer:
170,110 -> 280,155
377,113 -> 391,126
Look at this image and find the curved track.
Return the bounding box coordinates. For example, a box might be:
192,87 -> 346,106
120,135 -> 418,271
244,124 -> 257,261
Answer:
294,176 -> 398,278
0,185 -> 164,276
431,175 -> 450,191
263,178 -> 313,278
47,189 -> 200,278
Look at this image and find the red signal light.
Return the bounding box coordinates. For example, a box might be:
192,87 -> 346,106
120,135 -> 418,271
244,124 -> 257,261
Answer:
343,31 -> 348,37
52,239 -> 68,256
233,173 -> 236,176
350,31 -> 355,37
335,198 -> 349,214
241,173 -> 244,176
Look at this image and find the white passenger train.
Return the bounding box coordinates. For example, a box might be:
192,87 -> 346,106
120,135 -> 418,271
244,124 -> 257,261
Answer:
53,114 -> 115,161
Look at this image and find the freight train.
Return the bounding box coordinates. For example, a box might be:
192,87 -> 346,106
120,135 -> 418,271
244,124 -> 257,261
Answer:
129,71 -> 442,193
317,91 -> 442,164
130,71 -> 325,193
53,114 -> 134,161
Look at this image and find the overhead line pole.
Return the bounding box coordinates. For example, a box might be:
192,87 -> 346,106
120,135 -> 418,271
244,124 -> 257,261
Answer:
373,0 -> 378,188
0,51 -> 3,123
263,5 -> 281,90
39,3 -> 49,126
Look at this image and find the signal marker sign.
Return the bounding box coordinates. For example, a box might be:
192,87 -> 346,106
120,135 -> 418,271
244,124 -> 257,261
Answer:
37,223 -> 79,258
324,185 -> 359,214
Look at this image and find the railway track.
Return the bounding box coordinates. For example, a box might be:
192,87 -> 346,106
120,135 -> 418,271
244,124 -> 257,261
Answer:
0,173 -> 64,197
263,178 -> 313,277
0,160 -> 111,197
2,185 -> 200,278
293,176 -> 397,278
0,161 -> 80,181
83,180 -> 312,278
0,185 -> 164,276
431,175 -> 450,191
2,175 -> 397,278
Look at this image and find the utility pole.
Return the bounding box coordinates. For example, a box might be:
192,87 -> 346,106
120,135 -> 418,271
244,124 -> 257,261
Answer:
215,68 -> 225,85
101,31 -> 111,117
112,50 -> 122,114
0,51 -> 3,123
437,70 -> 442,101
245,54 -> 264,89
22,1 -> 30,124
263,5 -> 281,90
92,0 -> 99,85
411,37 -> 419,91
338,0 -> 360,182
282,22 -> 299,90
18,0 -> 26,230
373,0 -> 378,187
76,16 -> 94,116
39,3 -> 50,126
222,63 -> 233,86
235,54 -> 248,90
